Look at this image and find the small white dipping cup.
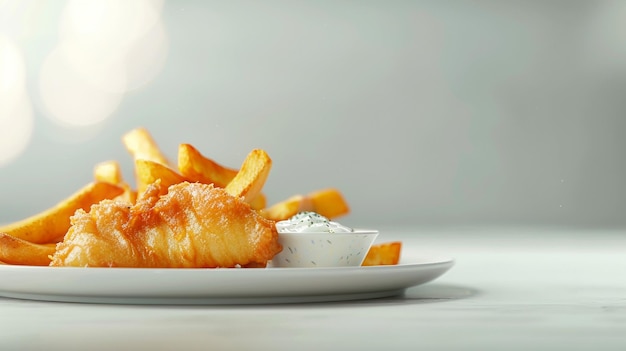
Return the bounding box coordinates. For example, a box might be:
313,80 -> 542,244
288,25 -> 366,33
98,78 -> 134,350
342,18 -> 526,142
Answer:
270,230 -> 379,268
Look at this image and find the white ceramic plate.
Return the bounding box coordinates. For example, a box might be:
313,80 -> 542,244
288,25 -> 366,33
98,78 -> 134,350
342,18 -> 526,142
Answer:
0,253 -> 454,305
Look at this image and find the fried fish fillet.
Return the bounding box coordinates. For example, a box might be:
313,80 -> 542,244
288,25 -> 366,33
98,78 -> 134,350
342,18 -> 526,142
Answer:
50,181 -> 282,268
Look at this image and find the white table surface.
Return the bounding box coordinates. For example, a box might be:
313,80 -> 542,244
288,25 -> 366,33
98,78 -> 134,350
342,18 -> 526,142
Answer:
1,227 -> 625,351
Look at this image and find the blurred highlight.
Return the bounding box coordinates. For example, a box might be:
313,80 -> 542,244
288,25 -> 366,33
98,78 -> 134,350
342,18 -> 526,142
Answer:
0,34 -> 34,167
40,0 -> 168,127
0,0 -> 168,167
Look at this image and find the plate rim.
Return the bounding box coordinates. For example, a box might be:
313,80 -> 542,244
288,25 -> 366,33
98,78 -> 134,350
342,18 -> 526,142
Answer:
0,254 -> 455,305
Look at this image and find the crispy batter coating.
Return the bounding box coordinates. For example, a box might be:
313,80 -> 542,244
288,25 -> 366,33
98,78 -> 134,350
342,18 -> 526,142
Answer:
50,181 -> 282,268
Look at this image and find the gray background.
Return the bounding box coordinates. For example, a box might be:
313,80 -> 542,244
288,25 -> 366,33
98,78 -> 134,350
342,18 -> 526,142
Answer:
1,0 -> 625,228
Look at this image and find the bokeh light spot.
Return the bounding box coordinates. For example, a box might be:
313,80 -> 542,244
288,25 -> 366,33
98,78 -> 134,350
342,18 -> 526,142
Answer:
39,45 -> 124,127
0,34 -> 34,167
40,0 -> 168,127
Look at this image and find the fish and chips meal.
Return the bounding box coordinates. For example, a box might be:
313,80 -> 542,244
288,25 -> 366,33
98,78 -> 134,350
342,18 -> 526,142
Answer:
0,127 -> 401,268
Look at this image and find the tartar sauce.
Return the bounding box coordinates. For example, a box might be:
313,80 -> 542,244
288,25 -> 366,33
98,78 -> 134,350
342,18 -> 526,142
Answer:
275,211 -> 353,233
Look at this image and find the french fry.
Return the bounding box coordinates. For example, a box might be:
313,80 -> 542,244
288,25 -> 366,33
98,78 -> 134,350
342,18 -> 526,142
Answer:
177,143 -> 238,188
94,160 -> 123,185
122,127 -> 171,166
94,160 -> 136,203
308,188 -> 350,219
260,188 -> 349,221
123,127 -> 173,197
361,241 -> 402,266
0,233 -> 56,266
0,182 -> 124,244
249,192 -> 267,210
135,159 -> 187,195
225,149 -> 272,204
178,144 -> 268,210
261,194 -> 312,221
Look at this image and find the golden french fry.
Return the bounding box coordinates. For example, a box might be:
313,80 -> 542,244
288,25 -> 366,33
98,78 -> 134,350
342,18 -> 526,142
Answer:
94,160 -> 123,184
0,182 -> 124,244
260,194 -> 311,221
115,187 -> 137,205
122,127 -> 171,166
249,192 -> 267,211
0,233 -> 56,266
361,241 -> 402,266
123,127 -> 173,194
225,149 -> 272,204
178,144 -> 268,210
135,159 -> 187,195
308,188 -> 350,219
94,160 -> 137,204
260,188 -> 349,221
177,143 -> 238,188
